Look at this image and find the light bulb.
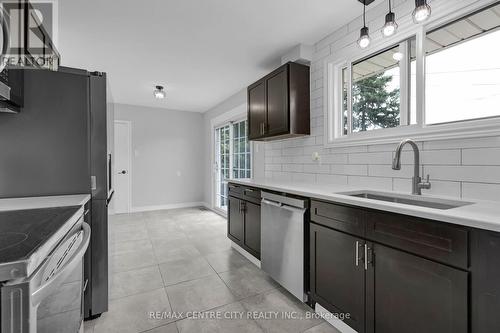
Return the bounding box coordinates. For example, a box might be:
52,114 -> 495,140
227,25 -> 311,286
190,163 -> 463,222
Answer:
413,1 -> 431,23
382,12 -> 398,37
357,27 -> 371,49
154,85 -> 166,99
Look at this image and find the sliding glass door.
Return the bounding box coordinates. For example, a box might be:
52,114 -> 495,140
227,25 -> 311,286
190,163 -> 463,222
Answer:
214,120 -> 251,211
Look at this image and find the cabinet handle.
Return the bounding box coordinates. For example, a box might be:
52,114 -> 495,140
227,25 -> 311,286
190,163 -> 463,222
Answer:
244,189 -> 254,193
364,244 -> 373,270
355,241 -> 360,266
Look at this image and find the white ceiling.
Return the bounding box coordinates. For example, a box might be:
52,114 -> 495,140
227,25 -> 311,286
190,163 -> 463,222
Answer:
58,0 -> 366,112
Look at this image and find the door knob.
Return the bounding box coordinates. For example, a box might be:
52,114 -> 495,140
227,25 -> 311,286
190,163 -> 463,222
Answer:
119,170 -> 127,174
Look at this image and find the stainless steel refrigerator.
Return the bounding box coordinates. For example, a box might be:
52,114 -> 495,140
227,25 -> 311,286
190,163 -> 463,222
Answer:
0,67 -> 113,319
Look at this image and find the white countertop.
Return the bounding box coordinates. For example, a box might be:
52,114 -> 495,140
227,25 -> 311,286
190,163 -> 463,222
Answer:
229,178 -> 500,232
0,194 -> 91,212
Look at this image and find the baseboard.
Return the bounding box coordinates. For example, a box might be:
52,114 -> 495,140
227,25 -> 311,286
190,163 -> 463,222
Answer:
231,241 -> 261,268
315,303 -> 357,333
130,201 -> 205,213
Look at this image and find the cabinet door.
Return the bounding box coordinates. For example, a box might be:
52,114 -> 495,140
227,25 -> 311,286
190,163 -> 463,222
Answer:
366,243 -> 468,333
266,67 -> 289,136
310,223 -> 366,333
244,201 -> 261,258
247,80 -> 266,140
228,197 -> 244,243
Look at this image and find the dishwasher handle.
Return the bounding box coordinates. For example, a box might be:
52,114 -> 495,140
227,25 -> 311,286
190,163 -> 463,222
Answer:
261,199 -> 283,208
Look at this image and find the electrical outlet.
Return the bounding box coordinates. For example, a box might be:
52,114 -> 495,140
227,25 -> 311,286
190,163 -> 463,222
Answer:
312,152 -> 320,162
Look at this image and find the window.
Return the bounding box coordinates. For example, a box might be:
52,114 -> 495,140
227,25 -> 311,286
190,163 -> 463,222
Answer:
214,120 -> 251,211
337,37 -> 416,138
425,5 -> 500,125
232,121 -> 251,179
326,3 -> 500,147
215,125 -> 230,210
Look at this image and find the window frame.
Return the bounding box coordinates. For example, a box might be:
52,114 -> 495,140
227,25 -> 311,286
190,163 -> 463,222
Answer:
212,114 -> 253,215
324,0 -> 500,148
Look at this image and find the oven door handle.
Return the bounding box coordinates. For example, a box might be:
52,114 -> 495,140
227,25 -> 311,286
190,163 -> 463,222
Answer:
31,222 -> 91,306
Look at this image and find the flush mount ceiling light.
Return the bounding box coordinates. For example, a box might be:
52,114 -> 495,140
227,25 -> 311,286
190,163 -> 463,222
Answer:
153,85 -> 166,99
381,0 -> 398,37
412,0 -> 431,24
357,2 -> 371,49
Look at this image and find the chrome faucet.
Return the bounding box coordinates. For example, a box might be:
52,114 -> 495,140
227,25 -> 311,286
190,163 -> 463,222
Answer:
392,139 -> 431,195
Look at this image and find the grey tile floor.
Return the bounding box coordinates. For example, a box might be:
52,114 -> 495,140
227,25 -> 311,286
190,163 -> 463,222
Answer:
84,207 -> 340,333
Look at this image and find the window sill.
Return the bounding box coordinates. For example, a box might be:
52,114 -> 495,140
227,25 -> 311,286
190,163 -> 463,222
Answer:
324,118 -> 500,148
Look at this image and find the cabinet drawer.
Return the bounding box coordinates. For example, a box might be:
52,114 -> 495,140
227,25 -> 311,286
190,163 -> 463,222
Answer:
242,187 -> 261,205
228,183 -> 243,197
228,183 -> 261,205
366,211 -> 469,269
311,200 -> 365,237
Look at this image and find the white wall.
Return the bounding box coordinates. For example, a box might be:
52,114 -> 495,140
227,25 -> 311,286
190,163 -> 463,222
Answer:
114,103 -> 204,210
262,0 -> 500,202
202,89 -> 266,206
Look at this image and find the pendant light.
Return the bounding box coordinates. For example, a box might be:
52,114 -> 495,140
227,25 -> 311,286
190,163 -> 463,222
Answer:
412,0 -> 431,23
381,0 -> 398,37
357,2 -> 371,49
153,85 -> 166,99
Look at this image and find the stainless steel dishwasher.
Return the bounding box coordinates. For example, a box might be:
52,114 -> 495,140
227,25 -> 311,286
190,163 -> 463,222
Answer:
261,191 -> 308,302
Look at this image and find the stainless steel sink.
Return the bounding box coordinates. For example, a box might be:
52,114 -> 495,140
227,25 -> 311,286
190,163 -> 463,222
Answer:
338,191 -> 473,210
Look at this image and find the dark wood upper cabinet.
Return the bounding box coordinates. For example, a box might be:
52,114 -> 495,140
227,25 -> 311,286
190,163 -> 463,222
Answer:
248,80 -> 266,140
266,67 -> 289,136
366,243 -> 468,333
248,62 -> 310,141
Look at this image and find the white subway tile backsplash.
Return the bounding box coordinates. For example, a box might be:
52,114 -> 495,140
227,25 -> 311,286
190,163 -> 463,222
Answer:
369,164 -> 413,179
304,164 -> 330,174
424,136 -> 500,150
331,164 -> 368,176
398,150 -> 461,165
462,183 -> 500,201
322,153 -> 349,164
316,174 -> 348,185
283,164 -> 303,173
292,173 -> 316,183
462,148 -> 500,166
348,176 -> 393,191
349,152 -> 392,165
265,164 -> 282,172
424,166 -> 500,184
282,147 -> 304,156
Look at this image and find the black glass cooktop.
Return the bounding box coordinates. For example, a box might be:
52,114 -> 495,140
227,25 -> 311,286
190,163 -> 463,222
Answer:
0,206 -> 80,265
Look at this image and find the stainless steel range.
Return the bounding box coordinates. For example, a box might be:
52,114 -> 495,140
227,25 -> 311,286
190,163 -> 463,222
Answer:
0,206 -> 90,333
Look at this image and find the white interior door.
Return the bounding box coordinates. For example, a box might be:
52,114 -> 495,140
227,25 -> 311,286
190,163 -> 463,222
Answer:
114,121 -> 131,214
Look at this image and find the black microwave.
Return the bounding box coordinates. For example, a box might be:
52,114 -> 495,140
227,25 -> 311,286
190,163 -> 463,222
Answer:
0,68 -> 24,113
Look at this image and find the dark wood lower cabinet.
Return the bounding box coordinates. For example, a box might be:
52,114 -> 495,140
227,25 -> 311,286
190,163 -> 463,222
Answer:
366,243 -> 468,333
244,201 -> 261,257
228,197 -> 244,242
310,200 -> 471,333
471,230 -> 500,332
310,223 -> 365,333
227,191 -> 261,259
